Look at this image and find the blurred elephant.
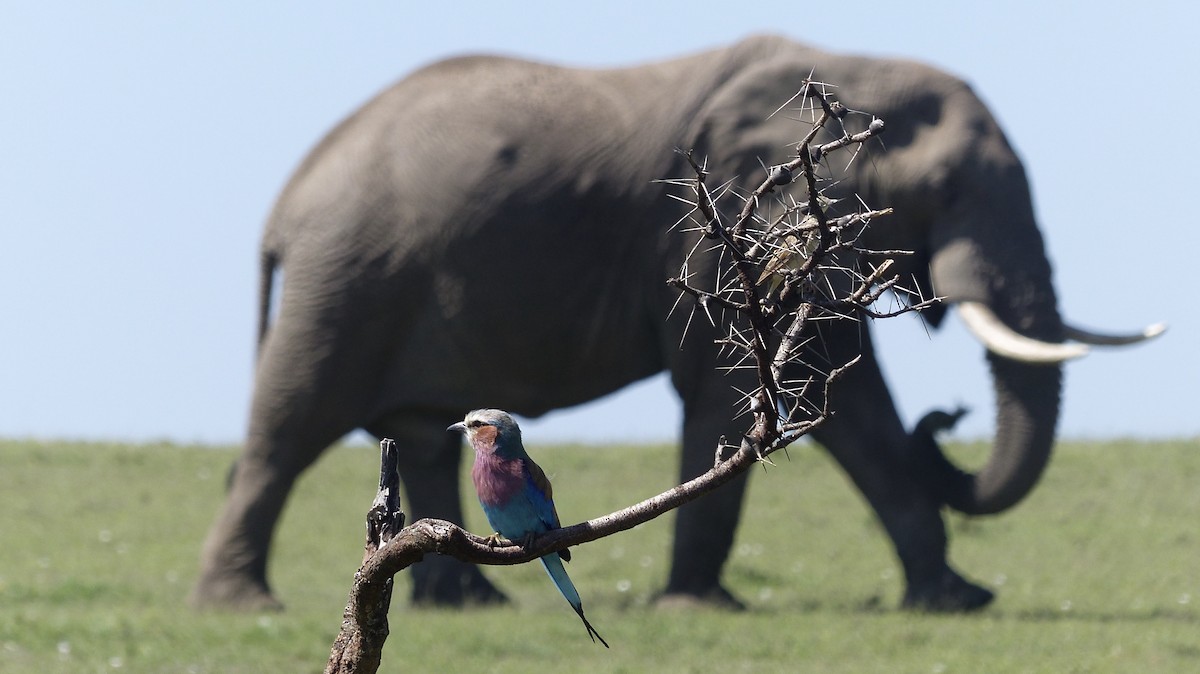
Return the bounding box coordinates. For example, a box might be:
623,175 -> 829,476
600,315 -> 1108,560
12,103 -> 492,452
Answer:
192,35 -> 1161,611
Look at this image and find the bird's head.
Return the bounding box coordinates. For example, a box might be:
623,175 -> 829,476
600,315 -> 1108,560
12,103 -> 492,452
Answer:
447,408 -> 523,454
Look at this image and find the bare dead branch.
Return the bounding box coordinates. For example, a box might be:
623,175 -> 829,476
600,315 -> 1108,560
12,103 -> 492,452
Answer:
325,440 -> 405,674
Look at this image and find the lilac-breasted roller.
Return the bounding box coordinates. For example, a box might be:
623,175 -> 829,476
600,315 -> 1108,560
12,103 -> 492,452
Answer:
449,408 -> 609,648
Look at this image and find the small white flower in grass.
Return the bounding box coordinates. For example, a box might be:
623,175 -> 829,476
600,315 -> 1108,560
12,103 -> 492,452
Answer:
1178,593 -> 1191,605
257,616 -> 273,629
109,656 -> 123,668
639,555 -> 653,568
758,587 -> 774,602
616,579 -> 631,593
931,662 -> 947,673
1060,599 -> 1072,612
98,529 -> 113,543
609,546 -> 625,559
992,573 -> 1007,587
736,543 -> 764,557
56,641 -> 70,658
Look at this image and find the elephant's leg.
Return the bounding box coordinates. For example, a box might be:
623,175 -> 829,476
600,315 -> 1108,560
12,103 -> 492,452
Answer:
811,327 -> 993,612
659,360 -> 753,609
192,313 -> 375,610
191,409 -> 354,610
365,412 -> 507,606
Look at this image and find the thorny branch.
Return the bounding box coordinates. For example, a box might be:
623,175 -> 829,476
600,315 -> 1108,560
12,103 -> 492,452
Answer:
325,79 -> 927,673
665,79 -> 930,461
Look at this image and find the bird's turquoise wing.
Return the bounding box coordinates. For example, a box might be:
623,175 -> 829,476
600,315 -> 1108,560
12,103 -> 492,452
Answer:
524,457 -> 570,561
524,457 -> 562,530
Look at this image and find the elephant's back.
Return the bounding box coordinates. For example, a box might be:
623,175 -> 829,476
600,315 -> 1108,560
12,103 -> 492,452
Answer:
274,36 -> 827,224
271,55 -> 654,241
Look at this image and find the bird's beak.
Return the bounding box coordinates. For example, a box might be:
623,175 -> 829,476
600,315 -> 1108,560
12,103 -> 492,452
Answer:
447,421 -> 466,434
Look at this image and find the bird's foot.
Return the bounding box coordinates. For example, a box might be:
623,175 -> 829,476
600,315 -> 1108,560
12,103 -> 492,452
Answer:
483,532 -> 508,548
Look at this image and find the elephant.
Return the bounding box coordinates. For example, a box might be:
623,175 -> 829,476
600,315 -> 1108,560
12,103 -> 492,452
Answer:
191,34 -> 1162,611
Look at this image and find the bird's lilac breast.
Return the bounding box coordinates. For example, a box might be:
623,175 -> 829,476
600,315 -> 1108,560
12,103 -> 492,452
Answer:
472,452 -> 525,507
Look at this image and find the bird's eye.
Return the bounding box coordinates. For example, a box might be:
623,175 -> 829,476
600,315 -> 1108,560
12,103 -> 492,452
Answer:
467,420 -> 482,428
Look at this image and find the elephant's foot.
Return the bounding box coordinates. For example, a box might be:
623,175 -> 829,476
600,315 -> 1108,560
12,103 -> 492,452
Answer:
654,584 -> 747,611
901,567 -> 994,612
189,573 -> 284,612
410,557 -> 509,607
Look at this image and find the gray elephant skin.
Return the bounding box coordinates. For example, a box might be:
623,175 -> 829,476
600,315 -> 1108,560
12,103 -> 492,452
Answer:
192,35 -> 1160,611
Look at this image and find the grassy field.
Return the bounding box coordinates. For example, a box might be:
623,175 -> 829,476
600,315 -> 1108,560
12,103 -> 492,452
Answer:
1,436 -> 1196,673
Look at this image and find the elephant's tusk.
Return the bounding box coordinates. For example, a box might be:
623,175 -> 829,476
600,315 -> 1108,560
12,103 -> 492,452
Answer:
957,301 -> 1089,363
1063,321 -> 1167,346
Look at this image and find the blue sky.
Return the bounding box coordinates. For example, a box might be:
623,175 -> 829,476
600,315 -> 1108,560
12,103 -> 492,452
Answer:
1,1 -> 1194,445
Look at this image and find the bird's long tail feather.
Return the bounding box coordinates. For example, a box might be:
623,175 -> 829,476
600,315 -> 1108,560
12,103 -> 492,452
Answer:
540,554 -> 610,648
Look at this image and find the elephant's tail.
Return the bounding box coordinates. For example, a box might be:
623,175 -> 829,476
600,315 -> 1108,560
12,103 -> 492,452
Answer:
256,247 -> 279,354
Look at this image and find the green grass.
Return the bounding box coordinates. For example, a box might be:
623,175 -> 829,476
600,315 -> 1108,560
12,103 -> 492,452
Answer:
1,437 -> 1197,673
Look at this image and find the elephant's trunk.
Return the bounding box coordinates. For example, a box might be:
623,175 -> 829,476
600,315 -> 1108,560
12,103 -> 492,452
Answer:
914,354 -> 1061,515
915,234 -> 1065,515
